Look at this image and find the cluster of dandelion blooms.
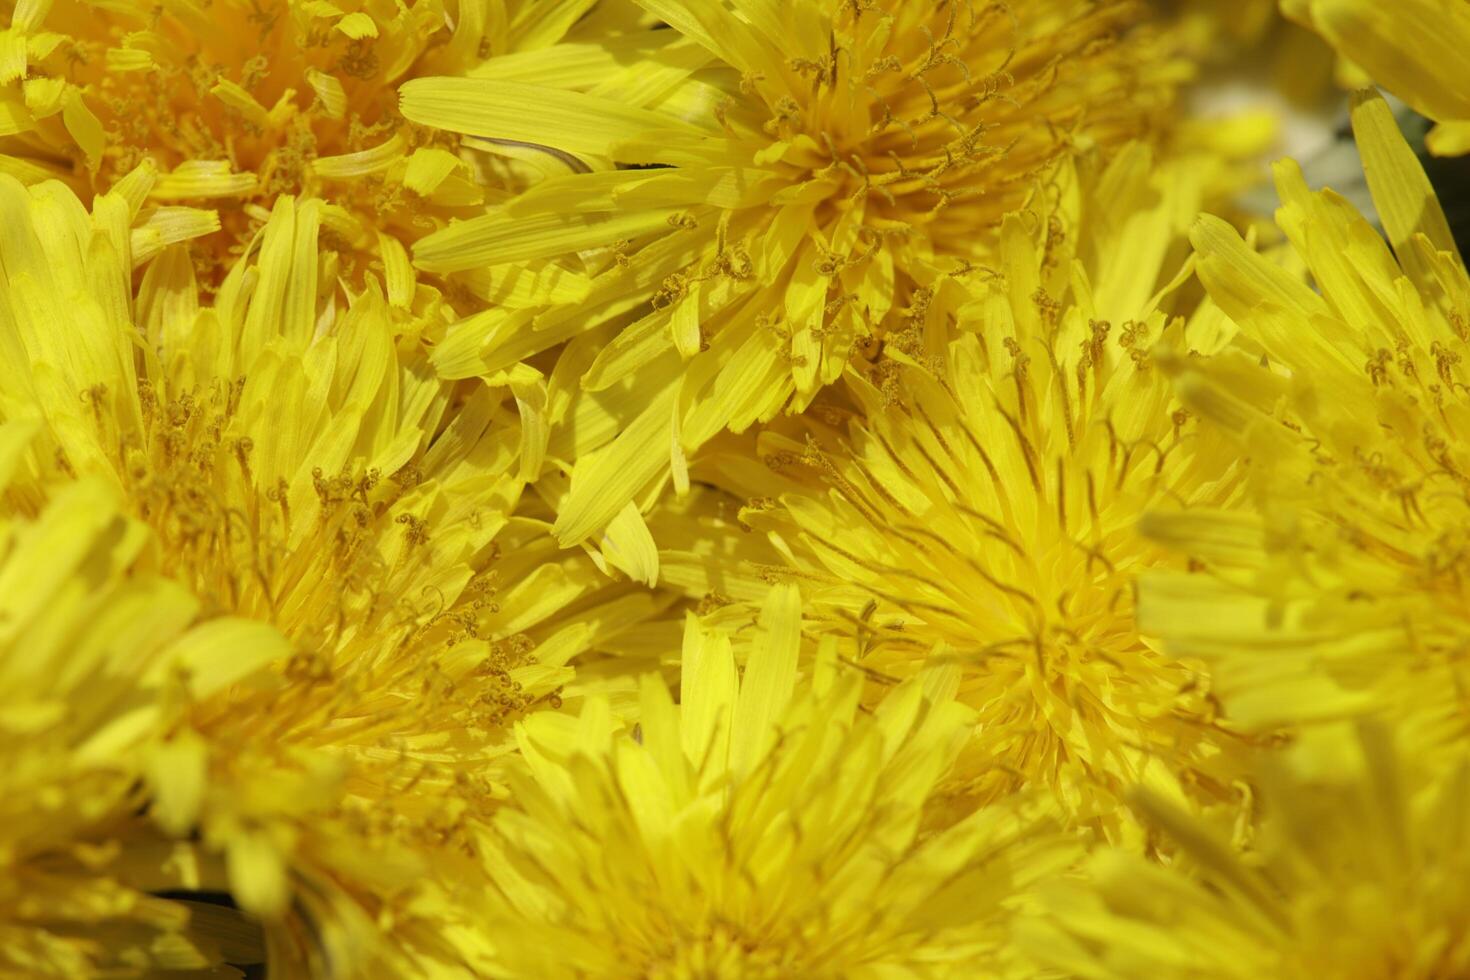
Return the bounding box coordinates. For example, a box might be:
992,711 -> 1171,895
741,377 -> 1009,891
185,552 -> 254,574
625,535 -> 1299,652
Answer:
4,0 -> 1470,976
400,0 -> 1190,543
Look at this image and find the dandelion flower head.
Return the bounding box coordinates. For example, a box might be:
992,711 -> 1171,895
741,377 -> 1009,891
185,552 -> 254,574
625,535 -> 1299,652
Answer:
0,0 -> 628,285
468,585 -> 1074,979
1140,91 -> 1470,744
402,0 -> 1195,540
0,170 -> 660,971
0,479 -> 287,976
663,144 -> 1250,840
1024,722 -> 1470,979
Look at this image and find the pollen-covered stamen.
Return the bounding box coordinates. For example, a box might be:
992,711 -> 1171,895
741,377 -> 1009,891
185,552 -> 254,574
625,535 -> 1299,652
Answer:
83,374 -> 556,756
787,421 -> 1143,673
751,0 -> 1157,244
619,0 -> 1176,402
742,299 -> 1246,833
1308,312 -> 1470,648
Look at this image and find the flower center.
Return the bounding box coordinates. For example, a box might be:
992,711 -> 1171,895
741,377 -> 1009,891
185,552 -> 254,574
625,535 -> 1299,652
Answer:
10,0 -> 476,280
750,0 -> 1159,248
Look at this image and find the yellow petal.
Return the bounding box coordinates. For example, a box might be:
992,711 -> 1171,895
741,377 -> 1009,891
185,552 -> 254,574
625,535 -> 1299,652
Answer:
225,829 -> 291,918
151,160 -> 258,200
1350,90 -> 1463,270
598,500 -> 659,588
678,612 -> 735,776
11,0 -> 51,31
305,68 -> 347,119
60,89 -> 103,162
130,206 -> 221,267
554,384 -> 676,545
1427,120 -> 1470,157
310,131 -> 406,179
334,11 -> 377,38
413,204 -> 677,274
375,230 -> 415,308
155,618 -> 291,699
146,730 -> 209,836
1190,213 -> 1330,323
729,582 -> 800,776
0,29 -> 26,85
401,146 -> 464,196
398,76 -> 703,158
209,77 -> 270,127
104,46 -> 155,73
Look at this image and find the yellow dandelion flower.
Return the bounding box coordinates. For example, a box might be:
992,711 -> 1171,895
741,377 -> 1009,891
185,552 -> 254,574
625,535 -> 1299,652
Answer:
0,0 -> 627,286
401,0 -> 1193,542
0,477 -> 289,976
660,146 -> 1251,841
1284,0 -> 1470,154
467,584 -> 1074,978
1021,722 -> 1470,979
1139,91 -> 1470,741
0,170 -> 664,973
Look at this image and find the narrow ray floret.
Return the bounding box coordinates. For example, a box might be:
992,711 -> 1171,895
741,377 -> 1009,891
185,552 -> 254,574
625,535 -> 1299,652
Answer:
663,145 -> 1250,840
0,169 -> 664,973
1022,723 -> 1470,979
401,0 -> 1189,541
1138,91 -> 1470,746
466,585 -> 1074,978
